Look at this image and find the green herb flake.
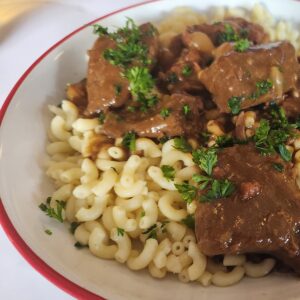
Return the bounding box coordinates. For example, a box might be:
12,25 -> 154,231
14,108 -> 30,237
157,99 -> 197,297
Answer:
160,108 -> 171,119
175,183 -> 197,204
122,131 -> 136,152
161,165 -> 175,181
272,162 -> 284,172
182,65 -> 193,77
183,104 -> 191,116
192,174 -> 212,190
117,227 -> 125,236
39,198 -> 66,223
192,147 -> 218,176
92,24 -> 109,36
173,137 -> 192,153
98,111 -> 105,124
234,38 -> 250,52
278,144 -> 292,162
181,214 -> 195,229
217,23 -> 239,43
250,80 -> 273,100
216,135 -> 234,148
228,96 -> 242,115
200,179 -> 235,202
142,224 -> 158,240
141,210 -> 146,218
44,229 -> 52,235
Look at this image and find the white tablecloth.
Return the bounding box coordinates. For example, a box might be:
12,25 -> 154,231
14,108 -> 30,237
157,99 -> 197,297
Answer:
0,1 -> 140,298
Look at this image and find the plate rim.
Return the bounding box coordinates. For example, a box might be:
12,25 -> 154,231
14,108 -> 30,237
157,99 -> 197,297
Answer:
0,0 -> 158,299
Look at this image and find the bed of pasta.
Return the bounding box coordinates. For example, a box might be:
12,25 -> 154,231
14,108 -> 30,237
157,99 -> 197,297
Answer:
44,4 -> 300,287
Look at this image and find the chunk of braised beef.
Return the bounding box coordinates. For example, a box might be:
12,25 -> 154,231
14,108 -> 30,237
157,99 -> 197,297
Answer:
159,48 -> 205,93
281,96 -> 300,120
195,144 -> 300,273
66,79 -> 87,112
101,93 -> 203,138
198,41 -> 298,113
85,23 -> 159,116
185,17 -> 268,47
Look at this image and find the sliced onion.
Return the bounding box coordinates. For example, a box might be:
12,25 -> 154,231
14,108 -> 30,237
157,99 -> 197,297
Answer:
270,66 -> 283,97
187,32 -> 215,53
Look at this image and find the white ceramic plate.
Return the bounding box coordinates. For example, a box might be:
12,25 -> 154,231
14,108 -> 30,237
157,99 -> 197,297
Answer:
1,0 -> 300,299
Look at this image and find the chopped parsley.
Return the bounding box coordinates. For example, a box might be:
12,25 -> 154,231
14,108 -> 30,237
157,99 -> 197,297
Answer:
161,165 -> 175,181
102,18 -> 150,67
234,38 -> 250,52
250,80 -> 273,100
160,108 -> 171,119
141,210 -> 146,217
272,162 -> 284,172
173,136 -> 193,153
142,222 -> 168,240
183,104 -> 191,116
200,179 -> 235,202
125,66 -> 158,111
215,135 -> 234,148
192,174 -> 212,190
217,23 -> 239,44
39,198 -> 65,223
114,84 -> 122,96
98,111 -> 105,124
92,24 -> 109,36
253,104 -> 297,161
122,131 -> 136,152
228,96 -> 242,115
174,183 -> 197,204
117,227 -> 125,236
181,214 -> 195,229
182,65 -> 192,77
192,147 -> 218,176
45,229 -> 52,235
127,105 -> 136,112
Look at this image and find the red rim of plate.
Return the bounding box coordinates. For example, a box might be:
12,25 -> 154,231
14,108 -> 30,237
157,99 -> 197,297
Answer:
0,1 -> 158,299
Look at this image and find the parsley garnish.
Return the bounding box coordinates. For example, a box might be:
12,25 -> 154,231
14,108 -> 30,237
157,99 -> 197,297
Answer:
122,131 -> 136,152
125,66 -> 158,111
182,65 -> 192,77
272,162 -> 284,172
117,228 -> 125,236
173,137 -> 192,153
127,106 -> 136,112
228,96 -> 242,115
45,229 -> 52,235
161,165 -> 175,181
250,80 -> 273,100
192,174 -> 212,190
98,111 -> 105,124
234,39 -> 250,52
183,104 -> 191,116
181,214 -> 195,229
217,23 -> 239,43
39,198 -> 65,223
141,210 -> 146,217
200,179 -> 235,202
215,135 -> 234,148
174,183 -> 197,204
114,84 -> 122,96
160,108 -> 171,119
142,222 -> 168,240
192,148 -> 218,176
92,24 -> 109,36
253,104 -> 297,161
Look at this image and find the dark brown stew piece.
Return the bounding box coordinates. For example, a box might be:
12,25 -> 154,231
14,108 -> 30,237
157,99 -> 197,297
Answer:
101,93 -> 203,138
199,41 -> 298,113
195,144 -> 300,273
184,17 -> 269,47
66,79 -> 87,113
86,23 -> 159,116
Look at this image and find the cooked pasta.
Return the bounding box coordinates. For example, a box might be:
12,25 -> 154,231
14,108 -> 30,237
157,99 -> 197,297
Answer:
42,3 -> 300,287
